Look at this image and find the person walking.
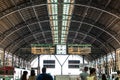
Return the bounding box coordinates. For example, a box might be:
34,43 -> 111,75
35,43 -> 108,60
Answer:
20,71 -> 28,80
115,70 -> 120,80
36,67 -> 53,80
102,74 -> 107,80
80,67 -> 89,80
87,68 -> 97,80
28,70 -> 36,80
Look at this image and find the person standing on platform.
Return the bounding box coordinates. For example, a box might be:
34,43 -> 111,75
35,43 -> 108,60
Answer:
80,66 -> 89,80
87,68 -> 97,80
115,70 -> 120,80
101,74 -> 107,80
28,70 -> 36,80
20,71 -> 28,80
36,67 -> 53,80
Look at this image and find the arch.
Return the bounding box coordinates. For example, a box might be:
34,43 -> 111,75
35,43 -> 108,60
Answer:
0,3 -> 120,21
0,3 -> 119,46
8,30 -> 108,55
1,19 -> 119,48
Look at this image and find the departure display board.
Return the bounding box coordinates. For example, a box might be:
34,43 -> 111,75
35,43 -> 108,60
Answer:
68,44 -> 91,55
31,44 -> 55,54
31,44 -> 91,55
31,47 -> 55,54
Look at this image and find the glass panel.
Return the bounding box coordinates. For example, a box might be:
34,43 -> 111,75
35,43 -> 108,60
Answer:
51,0 -> 57,3
55,34 -> 58,37
54,32 -> 58,35
53,15 -> 57,20
48,0 -> 74,44
61,0 -> 74,44
54,27 -> 58,30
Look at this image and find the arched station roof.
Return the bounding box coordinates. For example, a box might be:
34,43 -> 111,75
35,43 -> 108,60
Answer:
0,0 -> 120,62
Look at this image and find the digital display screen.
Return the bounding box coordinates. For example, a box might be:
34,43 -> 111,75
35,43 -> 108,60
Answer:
31,47 -> 55,54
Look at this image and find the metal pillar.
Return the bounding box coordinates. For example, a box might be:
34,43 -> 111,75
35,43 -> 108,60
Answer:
0,48 -> 4,66
114,50 -> 116,71
37,55 -> 40,74
105,54 -> 108,75
82,55 -> 85,66
3,49 -> 5,66
12,54 -> 14,66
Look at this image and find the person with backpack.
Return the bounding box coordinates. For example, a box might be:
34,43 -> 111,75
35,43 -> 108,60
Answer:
36,67 -> 53,80
28,70 -> 36,80
87,68 -> 97,80
80,67 -> 89,80
101,74 -> 107,80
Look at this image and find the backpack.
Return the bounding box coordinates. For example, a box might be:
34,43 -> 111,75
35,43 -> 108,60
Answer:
87,76 -> 95,80
42,74 -> 50,80
28,76 -> 36,80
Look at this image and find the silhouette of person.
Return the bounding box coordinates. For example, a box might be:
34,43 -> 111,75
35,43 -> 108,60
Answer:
102,74 -> 107,80
115,70 -> 120,80
20,71 -> 28,80
80,66 -> 89,80
36,67 -> 53,80
87,68 -> 97,80
28,70 -> 36,80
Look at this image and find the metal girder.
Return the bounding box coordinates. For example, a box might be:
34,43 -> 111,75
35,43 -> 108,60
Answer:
9,35 -> 51,53
1,19 -> 117,57
74,4 -> 120,19
1,29 -> 104,53
0,3 -> 119,36
0,18 -> 119,46
0,0 -> 120,61
12,39 -> 103,62
8,33 -> 106,58
71,20 -> 120,45
0,3 -> 47,20
1,3 -> 120,21
0,4 -> 120,47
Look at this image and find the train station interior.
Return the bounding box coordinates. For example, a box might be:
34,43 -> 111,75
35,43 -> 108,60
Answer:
0,0 -> 120,80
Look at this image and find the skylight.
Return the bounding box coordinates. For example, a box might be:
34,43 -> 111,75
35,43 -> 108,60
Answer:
48,0 -> 74,44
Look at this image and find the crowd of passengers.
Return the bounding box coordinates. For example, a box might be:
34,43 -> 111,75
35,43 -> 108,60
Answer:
20,66 -> 120,80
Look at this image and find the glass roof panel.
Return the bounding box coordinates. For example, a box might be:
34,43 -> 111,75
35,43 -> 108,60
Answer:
48,0 -> 74,44
61,0 -> 74,43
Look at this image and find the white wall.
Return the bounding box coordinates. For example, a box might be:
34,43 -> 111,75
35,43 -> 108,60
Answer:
14,68 -> 30,79
31,55 -> 88,76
